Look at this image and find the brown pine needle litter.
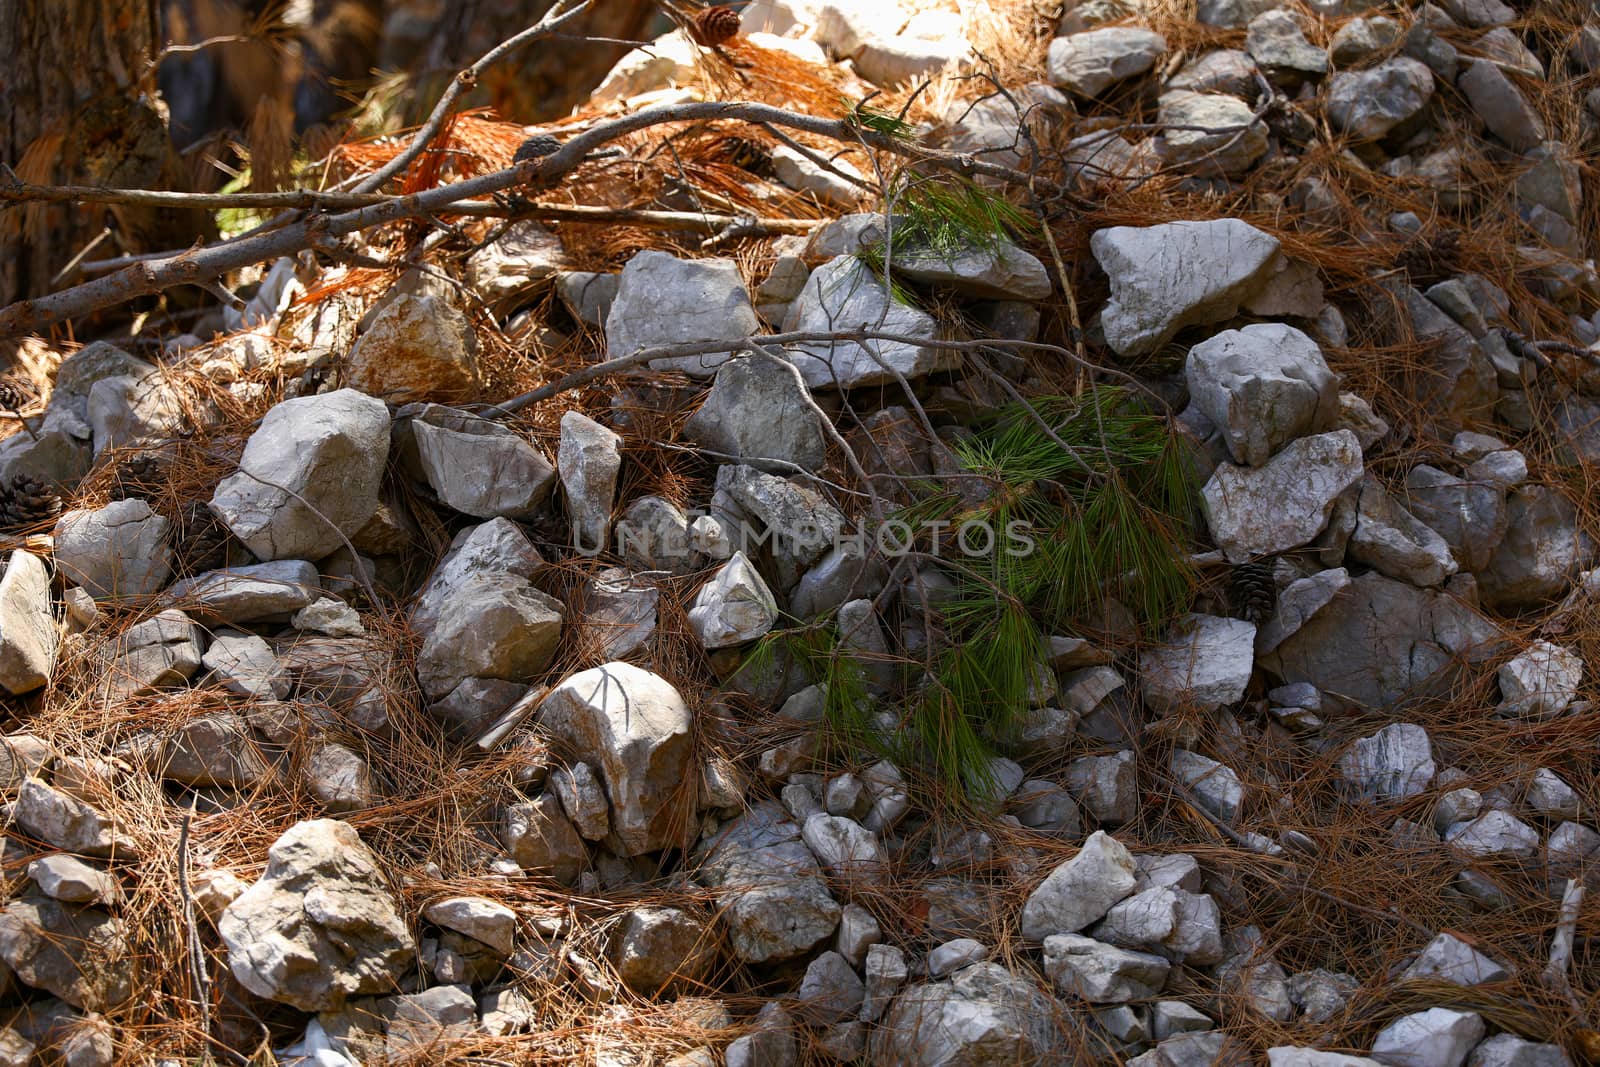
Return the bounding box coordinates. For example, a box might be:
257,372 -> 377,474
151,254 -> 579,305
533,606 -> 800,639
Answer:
3,0 -> 1600,1062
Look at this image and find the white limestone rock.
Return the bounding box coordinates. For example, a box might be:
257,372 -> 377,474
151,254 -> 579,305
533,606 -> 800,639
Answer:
1092,219 -> 1280,358
210,390 -> 390,562
1185,324 -> 1340,468
1202,430 -> 1364,562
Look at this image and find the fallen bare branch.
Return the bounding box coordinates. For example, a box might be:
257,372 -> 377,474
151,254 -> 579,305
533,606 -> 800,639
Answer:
0,101 -> 1086,340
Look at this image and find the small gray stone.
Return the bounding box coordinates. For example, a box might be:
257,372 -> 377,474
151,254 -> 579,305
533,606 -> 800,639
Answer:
558,411 -> 622,555
1326,58 -> 1434,140
501,793 -> 585,884
27,856 -> 118,905
1092,219 -> 1280,358
202,632 -> 287,699
1341,723 -> 1435,802
606,251 -> 757,377
1246,10 -> 1327,82
210,390 -> 389,562
1140,614 -> 1256,715
1021,831 -> 1137,941
540,662 -> 693,856
688,552 -> 777,650
217,819 -> 413,1011
797,950 -> 864,1024
1498,641 -> 1583,719
607,905 -> 711,994
1446,810 -> 1539,858
1203,431 -> 1364,562
1371,1007 -> 1484,1067
1459,60 -> 1545,151
780,257 -> 954,389
409,407 -> 556,521
1043,933 -> 1170,1003
1047,27 -> 1166,97
167,561 -> 322,623
53,500 -> 171,599
94,609 -> 205,700
684,355 -> 826,472
1401,933 -> 1509,986
1347,476 -> 1458,587
1467,1034 -> 1574,1067
0,552 -> 57,695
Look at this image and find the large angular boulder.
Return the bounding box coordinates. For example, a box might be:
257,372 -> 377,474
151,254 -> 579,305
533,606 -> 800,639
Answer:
1091,219 -> 1280,357
1185,324 -> 1340,467
1260,572 -> 1505,709
539,662 -> 694,856
871,962 -> 1060,1065
781,257 -> 956,389
410,521 -> 564,700
684,355 -> 827,472
0,551 -> 57,695
210,390 -> 390,561
219,820 -> 414,1011
407,407 -> 556,521
346,293 -> 481,403
53,500 -> 172,599
696,802 -> 841,963
1202,430 -> 1364,562
606,251 -> 758,377
1047,27 -> 1166,98
0,896 -> 130,1010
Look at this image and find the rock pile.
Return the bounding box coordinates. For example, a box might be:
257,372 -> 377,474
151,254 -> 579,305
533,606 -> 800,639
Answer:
0,0 -> 1596,1063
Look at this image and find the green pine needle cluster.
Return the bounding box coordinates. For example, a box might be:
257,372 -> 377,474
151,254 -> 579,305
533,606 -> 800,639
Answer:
748,389 -> 1196,808
898,388 -> 1197,800
891,173 -> 1038,256
841,98 -> 918,144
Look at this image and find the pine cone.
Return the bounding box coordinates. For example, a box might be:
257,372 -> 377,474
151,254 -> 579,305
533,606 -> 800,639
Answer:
0,474 -> 61,533
721,136 -> 774,176
0,380 -> 27,414
691,5 -> 741,46
1230,560 -> 1276,625
174,500 -> 233,574
513,133 -> 562,164
109,452 -> 171,502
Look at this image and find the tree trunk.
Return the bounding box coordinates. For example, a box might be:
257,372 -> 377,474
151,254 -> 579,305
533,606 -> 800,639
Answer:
0,0 -> 202,310
416,0 -> 661,125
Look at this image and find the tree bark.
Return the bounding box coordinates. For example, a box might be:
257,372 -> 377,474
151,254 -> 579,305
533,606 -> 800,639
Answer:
0,0 -> 202,310
416,0 -> 661,125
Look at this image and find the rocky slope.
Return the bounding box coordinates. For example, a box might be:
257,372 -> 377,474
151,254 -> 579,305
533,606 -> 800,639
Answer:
0,0 -> 1596,1064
